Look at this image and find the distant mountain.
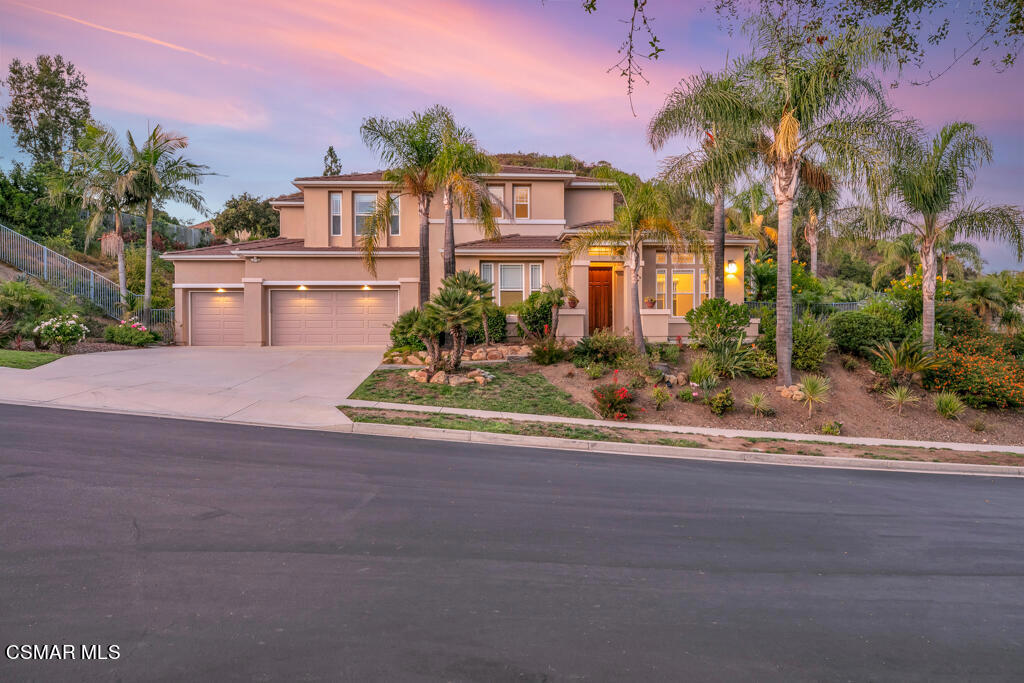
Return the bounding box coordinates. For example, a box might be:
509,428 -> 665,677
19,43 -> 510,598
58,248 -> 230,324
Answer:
490,152 -> 621,177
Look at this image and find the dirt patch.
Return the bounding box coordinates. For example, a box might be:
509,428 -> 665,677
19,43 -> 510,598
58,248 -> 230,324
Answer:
343,407 -> 1024,467
531,354 -> 1024,447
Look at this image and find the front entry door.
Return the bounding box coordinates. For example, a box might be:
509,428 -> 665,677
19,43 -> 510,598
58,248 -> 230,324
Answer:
588,267 -> 612,334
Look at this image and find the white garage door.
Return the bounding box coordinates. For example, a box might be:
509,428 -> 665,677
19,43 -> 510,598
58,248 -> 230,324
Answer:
190,291 -> 244,346
271,289 -> 398,346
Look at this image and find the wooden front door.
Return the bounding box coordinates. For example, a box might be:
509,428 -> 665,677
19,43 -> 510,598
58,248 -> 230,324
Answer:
588,267 -> 612,334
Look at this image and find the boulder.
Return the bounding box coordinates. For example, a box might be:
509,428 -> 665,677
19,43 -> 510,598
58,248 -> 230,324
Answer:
774,385 -> 786,392
664,374 -> 677,386
474,375 -> 487,385
418,351 -> 428,359
780,389 -> 793,399
791,391 -> 805,401
406,355 -> 424,365
789,385 -> 799,392
409,370 -> 429,383
466,369 -> 482,378
449,375 -> 473,387
429,371 -> 447,384
486,349 -> 504,360
471,350 -> 487,361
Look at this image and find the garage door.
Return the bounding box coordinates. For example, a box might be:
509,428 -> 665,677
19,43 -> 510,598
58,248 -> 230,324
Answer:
271,289 -> 398,346
190,291 -> 244,346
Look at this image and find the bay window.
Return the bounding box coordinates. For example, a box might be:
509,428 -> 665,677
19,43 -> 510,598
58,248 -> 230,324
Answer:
479,261 -> 543,306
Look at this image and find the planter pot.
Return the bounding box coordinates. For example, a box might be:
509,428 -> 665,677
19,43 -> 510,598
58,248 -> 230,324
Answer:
567,299 -> 579,309
644,301 -> 656,309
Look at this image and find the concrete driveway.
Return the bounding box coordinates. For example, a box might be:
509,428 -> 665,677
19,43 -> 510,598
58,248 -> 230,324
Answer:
0,346 -> 383,428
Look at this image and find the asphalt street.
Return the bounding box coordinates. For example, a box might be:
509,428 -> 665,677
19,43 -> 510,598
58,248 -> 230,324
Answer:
1,402 -> 1022,681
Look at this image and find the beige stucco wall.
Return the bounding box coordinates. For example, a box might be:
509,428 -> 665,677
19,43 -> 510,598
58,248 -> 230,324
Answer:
278,206 -> 304,239
565,188 -> 614,226
172,259 -> 246,283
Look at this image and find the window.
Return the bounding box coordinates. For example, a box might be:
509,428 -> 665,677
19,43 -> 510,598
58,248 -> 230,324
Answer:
499,264 -> 524,306
672,271 -> 695,317
513,185 -> 530,219
700,269 -> 711,300
656,251 -> 695,264
655,269 -> 667,309
353,193 -> 376,236
479,262 -> 493,283
589,246 -> 615,257
329,192 -> 342,236
488,185 -> 504,213
389,193 -> 400,235
529,264 -> 542,292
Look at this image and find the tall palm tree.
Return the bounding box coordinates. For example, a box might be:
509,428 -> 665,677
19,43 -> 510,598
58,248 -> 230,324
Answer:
728,182 -> 777,251
871,234 -> 920,288
119,125 -> 210,323
360,105 -> 448,305
558,169 -> 704,353
795,181 -> 838,277
648,71 -> 754,300
955,276 -> 1008,327
727,19 -> 902,384
936,232 -> 982,281
876,121 -> 1024,347
432,118 -> 503,278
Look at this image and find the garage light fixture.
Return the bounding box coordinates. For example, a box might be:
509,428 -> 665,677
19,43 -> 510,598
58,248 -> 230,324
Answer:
215,288 -> 226,293
726,260 -> 738,274
297,285 -> 307,290
362,285 -> 371,290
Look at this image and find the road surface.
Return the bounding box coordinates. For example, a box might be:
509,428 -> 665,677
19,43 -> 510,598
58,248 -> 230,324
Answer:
1,403 -> 1021,681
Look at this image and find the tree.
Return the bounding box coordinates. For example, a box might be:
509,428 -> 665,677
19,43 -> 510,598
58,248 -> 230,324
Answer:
2,55 -> 90,169
558,169 -> 704,353
936,233 -> 982,281
360,105 -> 448,305
649,70 -> 755,299
955,276 -> 1008,326
322,145 -> 342,175
423,283 -> 478,373
875,121 -> 1024,348
0,161 -> 84,243
795,181 -> 838,277
443,270 -> 496,345
872,234 -> 920,288
432,115 -> 503,278
120,125 -> 210,322
213,193 -> 279,241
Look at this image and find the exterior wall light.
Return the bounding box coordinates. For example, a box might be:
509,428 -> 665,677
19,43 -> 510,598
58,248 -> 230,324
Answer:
726,260 -> 738,274
362,285 -> 371,290
215,288 -> 226,293
298,285 -> 307,290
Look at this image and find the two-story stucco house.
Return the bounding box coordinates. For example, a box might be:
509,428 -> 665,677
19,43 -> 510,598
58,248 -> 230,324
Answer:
164,166 -> 755,346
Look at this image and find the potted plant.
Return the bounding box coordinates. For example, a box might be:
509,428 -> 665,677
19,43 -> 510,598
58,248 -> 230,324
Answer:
567,296 -> 579,309
643,296 -> 656,309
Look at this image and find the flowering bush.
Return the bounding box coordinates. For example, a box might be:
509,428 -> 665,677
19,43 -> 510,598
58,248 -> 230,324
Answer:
105,318 -> 161,346
922,346 -> 1024,409
707,387 -> 735,416
886,266 -> 955,322
34,314 -> 88,353
593,371 -> 636,420
751,258 -> 824,301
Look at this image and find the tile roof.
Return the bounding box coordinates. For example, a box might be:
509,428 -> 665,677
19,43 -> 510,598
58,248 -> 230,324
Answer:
163,236 -> 416,258
454,234 -> 563,250
294,165 -> 578,183
268,191 -> 303,203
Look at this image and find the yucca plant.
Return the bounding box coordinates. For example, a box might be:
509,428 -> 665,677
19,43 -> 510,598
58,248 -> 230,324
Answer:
870,339 -> 944,387
745,391 -> 774,417
934,391 -> 966,420
797,374 -> 831,417
883,385 -> 920,416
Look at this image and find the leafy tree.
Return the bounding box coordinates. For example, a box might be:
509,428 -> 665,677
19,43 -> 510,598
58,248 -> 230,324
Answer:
0,161 -> 84,242
872,234 -> 920,288
360,105 -> 448,305
120,125 -> 210,322
213,193 -> 279,241
559,169 -> 705,352
870,121 -> 1024,348
955,276 -> 1008,325
936,232 -> 982,281
2,55 -> 91,169
322,145 -> 342,175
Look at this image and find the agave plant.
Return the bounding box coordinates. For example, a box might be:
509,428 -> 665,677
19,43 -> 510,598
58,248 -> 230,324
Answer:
933,391 -> 966,420
883,385 -> 920,416
870,339 -> 944,387
745,391 -> 774,418
797,374 -> 831,417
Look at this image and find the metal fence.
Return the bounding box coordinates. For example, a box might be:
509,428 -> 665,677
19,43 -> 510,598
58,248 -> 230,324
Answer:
744,300 -> 865,318
0,222 -> 175,327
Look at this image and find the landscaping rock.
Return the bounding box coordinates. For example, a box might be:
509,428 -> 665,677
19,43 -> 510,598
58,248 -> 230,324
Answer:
408,370 -> 429,383
664,374 -> 677,386
466,369 -> 482,378
774,385 -> 786,392
792,391 -> 805,400
429,371 -> 447,384
486,349 -> 504,360
406,355 -> 424,365
780,389 -> 793,399
471,350 -> 487,361
417,351 -> 428,359
449,375 -> 473,387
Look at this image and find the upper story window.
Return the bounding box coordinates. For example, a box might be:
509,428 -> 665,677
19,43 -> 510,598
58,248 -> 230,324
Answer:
354,192 -> 376,236
330,193 -> 342,236
513,185 -> 530,219
487,185 -> 504,213
479,262 -> 493,283
389,193 -> 400,236
655,251 -> 695,265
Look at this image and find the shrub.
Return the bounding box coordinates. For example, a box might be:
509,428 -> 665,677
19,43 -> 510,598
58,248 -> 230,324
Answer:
797,374 -> 830,416
757,309 -> 777,355
530,337 -> 567,365
968,418 -> 986,433
922,348 -> 1024,409
572,355 -> 589,368
687,353 -> 718,388
820,420 -> 843,435
936,302 -> 985,339
676,387 -> 699,402
593,381 -> 635,420
585,363 -> 607,379
390,309 -> 427,351
948,333 -> 1015,360
747,348 -> 777,378
105,318 -> 160,346
35,314 -> 89,353
841,355 -> 859,371
860,298 -> 909,338
515,291 -> 553,339
685,298 -> 751,347
745,391 -> 774,417
792,312 -> 831,372
828,311 -> 897,356
933,391 -> 966,420
707,337 -> 754,378
870,339 -> 944,387
465,304 -> 507,345
647,342 -> 680,364
0,280 -> 63,346
1010,332 -> 1024,360
883,385 -> 919,416
652,385 -> 672,410
572,329 -> 635,366
707,387 -> 735,416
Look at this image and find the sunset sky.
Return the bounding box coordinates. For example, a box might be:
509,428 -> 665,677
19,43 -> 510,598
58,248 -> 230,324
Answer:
1,0 -> 1021,270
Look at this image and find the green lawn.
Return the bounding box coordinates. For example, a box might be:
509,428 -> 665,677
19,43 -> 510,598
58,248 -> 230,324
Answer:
348,365 -> 593,418
342,408 -> 617,440
0,349 -> 63,369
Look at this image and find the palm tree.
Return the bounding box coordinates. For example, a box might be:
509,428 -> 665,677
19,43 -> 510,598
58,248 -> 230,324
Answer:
875,121 -> 1024,347
360,105 -> 448,305
432,117 -> 504,278
795,182 -> 838,277
728,182 -> 777,251
955,276 -> 1008,326
936,233 -> 982,281
558,169 -> 704,353
442,270 -> 496,345
119,125 -> 209,322
871,234 -> 920,288
424,283 -> 478,373
649,70 -> 754,299
728,19 -> 902,384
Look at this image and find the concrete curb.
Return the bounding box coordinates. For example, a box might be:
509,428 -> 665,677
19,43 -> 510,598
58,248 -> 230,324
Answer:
347,422 -> 1024,478
338,399 -> 1024,455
